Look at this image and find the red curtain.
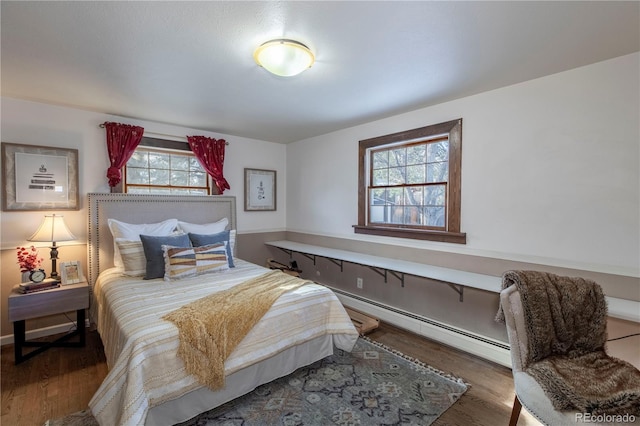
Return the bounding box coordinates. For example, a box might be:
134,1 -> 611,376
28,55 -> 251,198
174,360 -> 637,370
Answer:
187,135 -> 230,194
103,122 -> 144,188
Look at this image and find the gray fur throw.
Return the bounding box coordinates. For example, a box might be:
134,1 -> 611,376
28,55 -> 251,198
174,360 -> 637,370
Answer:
499,270 -> 640,415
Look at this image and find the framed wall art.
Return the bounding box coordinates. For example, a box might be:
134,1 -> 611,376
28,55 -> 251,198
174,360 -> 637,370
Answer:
1,142 -> 79,211
244,168 -> 276,211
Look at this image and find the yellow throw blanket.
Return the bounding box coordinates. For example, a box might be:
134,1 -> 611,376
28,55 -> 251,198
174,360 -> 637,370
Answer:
163,270 -> 310,390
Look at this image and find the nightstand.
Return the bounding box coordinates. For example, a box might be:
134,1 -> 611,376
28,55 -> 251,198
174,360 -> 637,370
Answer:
8,281 -> 89,365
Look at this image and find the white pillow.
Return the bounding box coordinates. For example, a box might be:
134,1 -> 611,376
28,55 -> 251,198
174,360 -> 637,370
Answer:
229,229 -> 236,256
177,218 -> 228,234
108,218 -> 178,269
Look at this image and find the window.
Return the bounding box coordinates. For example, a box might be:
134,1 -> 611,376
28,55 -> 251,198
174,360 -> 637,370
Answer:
122,137 -> 213,195
354,119 -> 465,244
369,137 -> 449,228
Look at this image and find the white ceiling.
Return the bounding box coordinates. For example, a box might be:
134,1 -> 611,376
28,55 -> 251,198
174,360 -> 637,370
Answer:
2,1 -> 638,144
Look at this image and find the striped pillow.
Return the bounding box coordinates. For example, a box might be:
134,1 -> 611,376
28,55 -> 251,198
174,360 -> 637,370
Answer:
115,239 -> 146,276
162,242 -> 229,281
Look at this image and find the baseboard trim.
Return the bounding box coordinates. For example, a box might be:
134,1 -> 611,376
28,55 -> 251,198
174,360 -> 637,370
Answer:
0,319 -> 90,346
328,286 -> 512,367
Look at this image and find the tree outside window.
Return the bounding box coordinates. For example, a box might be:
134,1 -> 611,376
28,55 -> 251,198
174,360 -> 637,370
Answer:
121,137 -> 213,195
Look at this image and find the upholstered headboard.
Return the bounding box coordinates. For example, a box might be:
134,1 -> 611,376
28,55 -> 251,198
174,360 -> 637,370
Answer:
87,193 -> 237,288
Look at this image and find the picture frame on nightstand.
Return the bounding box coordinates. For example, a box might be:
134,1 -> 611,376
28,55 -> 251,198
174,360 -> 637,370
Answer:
60,260 -> 83,285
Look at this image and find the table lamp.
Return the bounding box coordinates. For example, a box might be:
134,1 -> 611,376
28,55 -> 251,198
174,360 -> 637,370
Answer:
28,214 -> 76,281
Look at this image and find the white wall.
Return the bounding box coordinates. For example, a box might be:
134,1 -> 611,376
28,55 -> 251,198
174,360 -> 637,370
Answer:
287,53 -> 640,278
0,97 -> 287,249
0,98 -> 289,337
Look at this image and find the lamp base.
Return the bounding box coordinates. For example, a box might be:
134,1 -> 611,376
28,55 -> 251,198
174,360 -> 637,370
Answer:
49,244 -> 60,281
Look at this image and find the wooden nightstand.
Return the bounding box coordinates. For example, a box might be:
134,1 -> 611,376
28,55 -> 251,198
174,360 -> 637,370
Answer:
8,281 -> 89,364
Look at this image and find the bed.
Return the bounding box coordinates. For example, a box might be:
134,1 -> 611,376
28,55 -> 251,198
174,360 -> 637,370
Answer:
86,193 -> 358,426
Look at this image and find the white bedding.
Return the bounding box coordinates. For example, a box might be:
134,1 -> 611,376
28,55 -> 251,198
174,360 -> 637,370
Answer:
89,259 -> 358,426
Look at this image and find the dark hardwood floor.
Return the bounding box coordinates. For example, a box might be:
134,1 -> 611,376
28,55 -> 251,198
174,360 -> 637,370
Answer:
366,323 -> 538,426
1,322 -> 538,425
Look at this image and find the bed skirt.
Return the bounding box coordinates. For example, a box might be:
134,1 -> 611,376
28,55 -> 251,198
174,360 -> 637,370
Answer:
146,333 -> 338,425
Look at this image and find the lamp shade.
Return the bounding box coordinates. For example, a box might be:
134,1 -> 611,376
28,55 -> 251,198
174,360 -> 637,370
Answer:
253,39 -> 315,77
28,214 -> 76,243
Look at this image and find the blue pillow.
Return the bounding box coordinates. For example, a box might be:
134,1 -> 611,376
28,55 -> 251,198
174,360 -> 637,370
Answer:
188,230 -> 235,268
140,233 -> 191,279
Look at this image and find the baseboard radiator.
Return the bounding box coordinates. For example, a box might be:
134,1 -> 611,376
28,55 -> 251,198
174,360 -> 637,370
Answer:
0,287 -> 512,368
328,285 -> 512,367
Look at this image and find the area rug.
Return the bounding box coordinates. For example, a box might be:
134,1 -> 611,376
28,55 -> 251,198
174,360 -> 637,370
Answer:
45,337 -> 467,426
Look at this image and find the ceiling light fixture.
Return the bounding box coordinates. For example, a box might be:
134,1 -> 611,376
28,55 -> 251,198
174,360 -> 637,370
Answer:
253,39 -> 315,77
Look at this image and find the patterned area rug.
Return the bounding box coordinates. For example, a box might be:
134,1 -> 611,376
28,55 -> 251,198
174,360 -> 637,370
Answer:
46,337 -> 467,426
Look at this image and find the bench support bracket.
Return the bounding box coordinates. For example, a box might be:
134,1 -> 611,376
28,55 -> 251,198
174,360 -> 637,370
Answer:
272,245 -> 463,296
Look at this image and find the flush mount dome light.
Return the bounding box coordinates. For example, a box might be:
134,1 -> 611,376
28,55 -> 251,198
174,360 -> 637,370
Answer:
253,39 -> 315,77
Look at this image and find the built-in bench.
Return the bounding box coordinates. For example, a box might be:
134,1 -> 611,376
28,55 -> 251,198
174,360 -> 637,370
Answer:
266,240 -> 639,323
266,240 -> 500,301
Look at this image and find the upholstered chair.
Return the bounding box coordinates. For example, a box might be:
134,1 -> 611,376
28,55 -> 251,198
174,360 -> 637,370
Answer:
500,285 -> 629,426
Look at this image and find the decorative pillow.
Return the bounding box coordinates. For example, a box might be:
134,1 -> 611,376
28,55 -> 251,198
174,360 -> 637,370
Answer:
163,242 -> 229,281
177,218 -> 228,235
114,239 -> 146,276
188,230 -> 235,268
140,233 -> 191,280
108,218 -> 178,269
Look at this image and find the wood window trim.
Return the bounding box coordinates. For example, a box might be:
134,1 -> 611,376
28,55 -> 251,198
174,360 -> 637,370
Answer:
116,137 -> 216,195
354,118 -> 466,244
139,136 -> 192,151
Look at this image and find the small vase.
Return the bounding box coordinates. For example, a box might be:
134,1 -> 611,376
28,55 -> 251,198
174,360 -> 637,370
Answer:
21,271 -> 31,283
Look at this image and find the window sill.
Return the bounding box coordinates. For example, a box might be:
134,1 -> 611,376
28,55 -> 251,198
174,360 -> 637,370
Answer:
353,225 -> 467,244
